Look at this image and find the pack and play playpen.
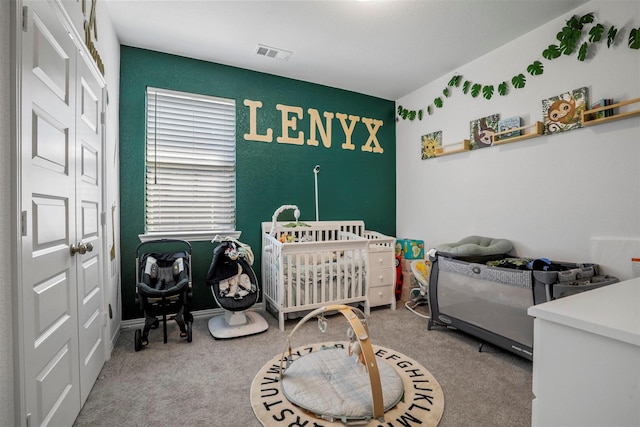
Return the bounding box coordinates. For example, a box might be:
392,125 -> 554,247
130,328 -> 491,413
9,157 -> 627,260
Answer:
261,215 -> 395,331
427,236 -> 619,360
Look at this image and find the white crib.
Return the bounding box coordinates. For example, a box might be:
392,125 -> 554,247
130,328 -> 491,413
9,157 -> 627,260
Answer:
261,220 -> 395,330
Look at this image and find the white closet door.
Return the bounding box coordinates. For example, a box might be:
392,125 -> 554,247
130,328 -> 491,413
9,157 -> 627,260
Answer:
19,1 -> 105,425
76,52 -> 106,406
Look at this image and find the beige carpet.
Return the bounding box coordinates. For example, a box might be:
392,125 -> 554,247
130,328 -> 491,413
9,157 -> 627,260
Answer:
251,341 -> 444,426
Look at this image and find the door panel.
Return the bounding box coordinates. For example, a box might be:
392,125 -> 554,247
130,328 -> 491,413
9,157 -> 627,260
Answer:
22,3 -> 80,426
76,52 -> 105,406
21,1 -> 106,425
31,11 -> 70,104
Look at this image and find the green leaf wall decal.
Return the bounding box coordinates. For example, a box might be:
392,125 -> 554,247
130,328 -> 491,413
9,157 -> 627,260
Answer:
443,87 -> 450,97
471,83 -> 481,97
512,74 -> 526,89
543,44 -> 562,60
580,13 -> 595,25
608,26 -> 618,47
434,97 -> 443,108
463,81 -> 471,94
427,105 -> 432,115
408,111 -> 416,120
448,75 -> 462,87
630,28 -> 640,49
482,85 -> 494,100
578,42 -> 589,61
527,60 -> 544,75
566,16 -> 581,30
589,23 -> 604,42
498,81 -> 508,96
418,110 -> 423,120
397,105 -> 403,115
560,35 -> 578,55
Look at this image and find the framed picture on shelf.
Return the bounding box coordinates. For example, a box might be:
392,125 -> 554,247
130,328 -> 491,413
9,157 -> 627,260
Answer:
470,114 -> 500,149
421,131 -> 442,159
542,86 -> 588,134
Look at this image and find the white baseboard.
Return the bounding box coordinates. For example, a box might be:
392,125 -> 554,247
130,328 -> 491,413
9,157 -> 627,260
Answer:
119,302 -> 266,329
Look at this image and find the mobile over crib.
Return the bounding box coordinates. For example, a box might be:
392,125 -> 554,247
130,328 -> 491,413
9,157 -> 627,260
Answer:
261,214 -> 395,331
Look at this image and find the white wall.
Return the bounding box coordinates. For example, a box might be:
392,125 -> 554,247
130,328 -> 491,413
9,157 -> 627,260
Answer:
97,1 -> 122,351
396,0 -> 640,280
1,2 -> 15,426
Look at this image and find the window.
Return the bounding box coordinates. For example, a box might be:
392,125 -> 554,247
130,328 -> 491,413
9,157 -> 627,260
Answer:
144,87 -> 237,240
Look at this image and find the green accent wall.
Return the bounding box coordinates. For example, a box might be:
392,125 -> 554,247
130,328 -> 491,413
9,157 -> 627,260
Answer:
119,46 -> 396,320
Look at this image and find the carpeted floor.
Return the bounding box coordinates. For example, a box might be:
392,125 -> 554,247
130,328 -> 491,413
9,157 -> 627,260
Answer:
73,303 -> 533,427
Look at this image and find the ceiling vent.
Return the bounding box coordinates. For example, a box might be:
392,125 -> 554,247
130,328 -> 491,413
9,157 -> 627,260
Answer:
256,44 -> 292,61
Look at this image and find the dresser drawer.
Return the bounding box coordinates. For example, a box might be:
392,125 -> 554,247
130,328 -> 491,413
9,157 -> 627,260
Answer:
368,253 -> 394,269
369,267 -> 395,287
368,284 -> 395,307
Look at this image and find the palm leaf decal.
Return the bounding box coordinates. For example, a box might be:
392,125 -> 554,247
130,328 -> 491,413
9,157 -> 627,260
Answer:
630,28 -> 640,49
578,42 -> 589,61
512,73 -> 526,89
482,85 -> 494,100
462,80 -> 471,94
471,83 -> 481,98
527,60 -> 544,76
589,23 -> 604,42
448,75 -> 462,87
498,81 -> 509,96
543,44 -> 562,60
607,26 -> 618,48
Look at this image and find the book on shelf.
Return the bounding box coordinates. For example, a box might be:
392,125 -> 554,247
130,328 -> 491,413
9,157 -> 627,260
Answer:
590,98 -> 614,120
497,116 -> 522,140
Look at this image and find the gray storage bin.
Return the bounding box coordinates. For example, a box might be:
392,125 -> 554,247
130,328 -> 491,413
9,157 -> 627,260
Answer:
532,262 -> 619,301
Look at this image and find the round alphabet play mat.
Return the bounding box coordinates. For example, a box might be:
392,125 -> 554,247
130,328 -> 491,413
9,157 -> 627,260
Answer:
250,342 -> 444,426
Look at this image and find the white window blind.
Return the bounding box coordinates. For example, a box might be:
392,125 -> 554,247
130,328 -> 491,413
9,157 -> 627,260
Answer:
145,87 -> 236,237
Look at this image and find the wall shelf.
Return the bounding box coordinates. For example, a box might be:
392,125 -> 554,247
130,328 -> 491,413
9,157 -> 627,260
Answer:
435,139 -> 470,157
492,121 -> 544,146
426,96 -> 637,160
581,97 -> 640,126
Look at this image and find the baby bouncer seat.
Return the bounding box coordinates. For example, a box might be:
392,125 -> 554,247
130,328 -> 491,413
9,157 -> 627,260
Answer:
134,239 -> 193,351
205,237 -> 269,339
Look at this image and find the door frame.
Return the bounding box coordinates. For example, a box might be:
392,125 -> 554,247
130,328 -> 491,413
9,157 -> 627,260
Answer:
11,0 -> 111,425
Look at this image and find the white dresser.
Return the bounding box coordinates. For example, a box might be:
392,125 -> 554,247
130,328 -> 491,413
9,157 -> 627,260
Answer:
364,231 -> 396,310
527,278 -> 640,427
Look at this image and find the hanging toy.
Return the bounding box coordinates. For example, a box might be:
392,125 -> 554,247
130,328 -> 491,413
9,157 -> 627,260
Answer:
347,327 -> 366,366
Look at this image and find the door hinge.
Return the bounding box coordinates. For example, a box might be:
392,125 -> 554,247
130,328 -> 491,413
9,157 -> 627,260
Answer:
100,111 -> 106,125
26,413 -> 31,427
22,6 -> 28,32
21,211 -> 27,236
101,211 -> 107,226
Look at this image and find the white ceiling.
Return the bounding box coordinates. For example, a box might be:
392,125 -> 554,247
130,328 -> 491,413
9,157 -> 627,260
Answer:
103,0 -> 588,100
